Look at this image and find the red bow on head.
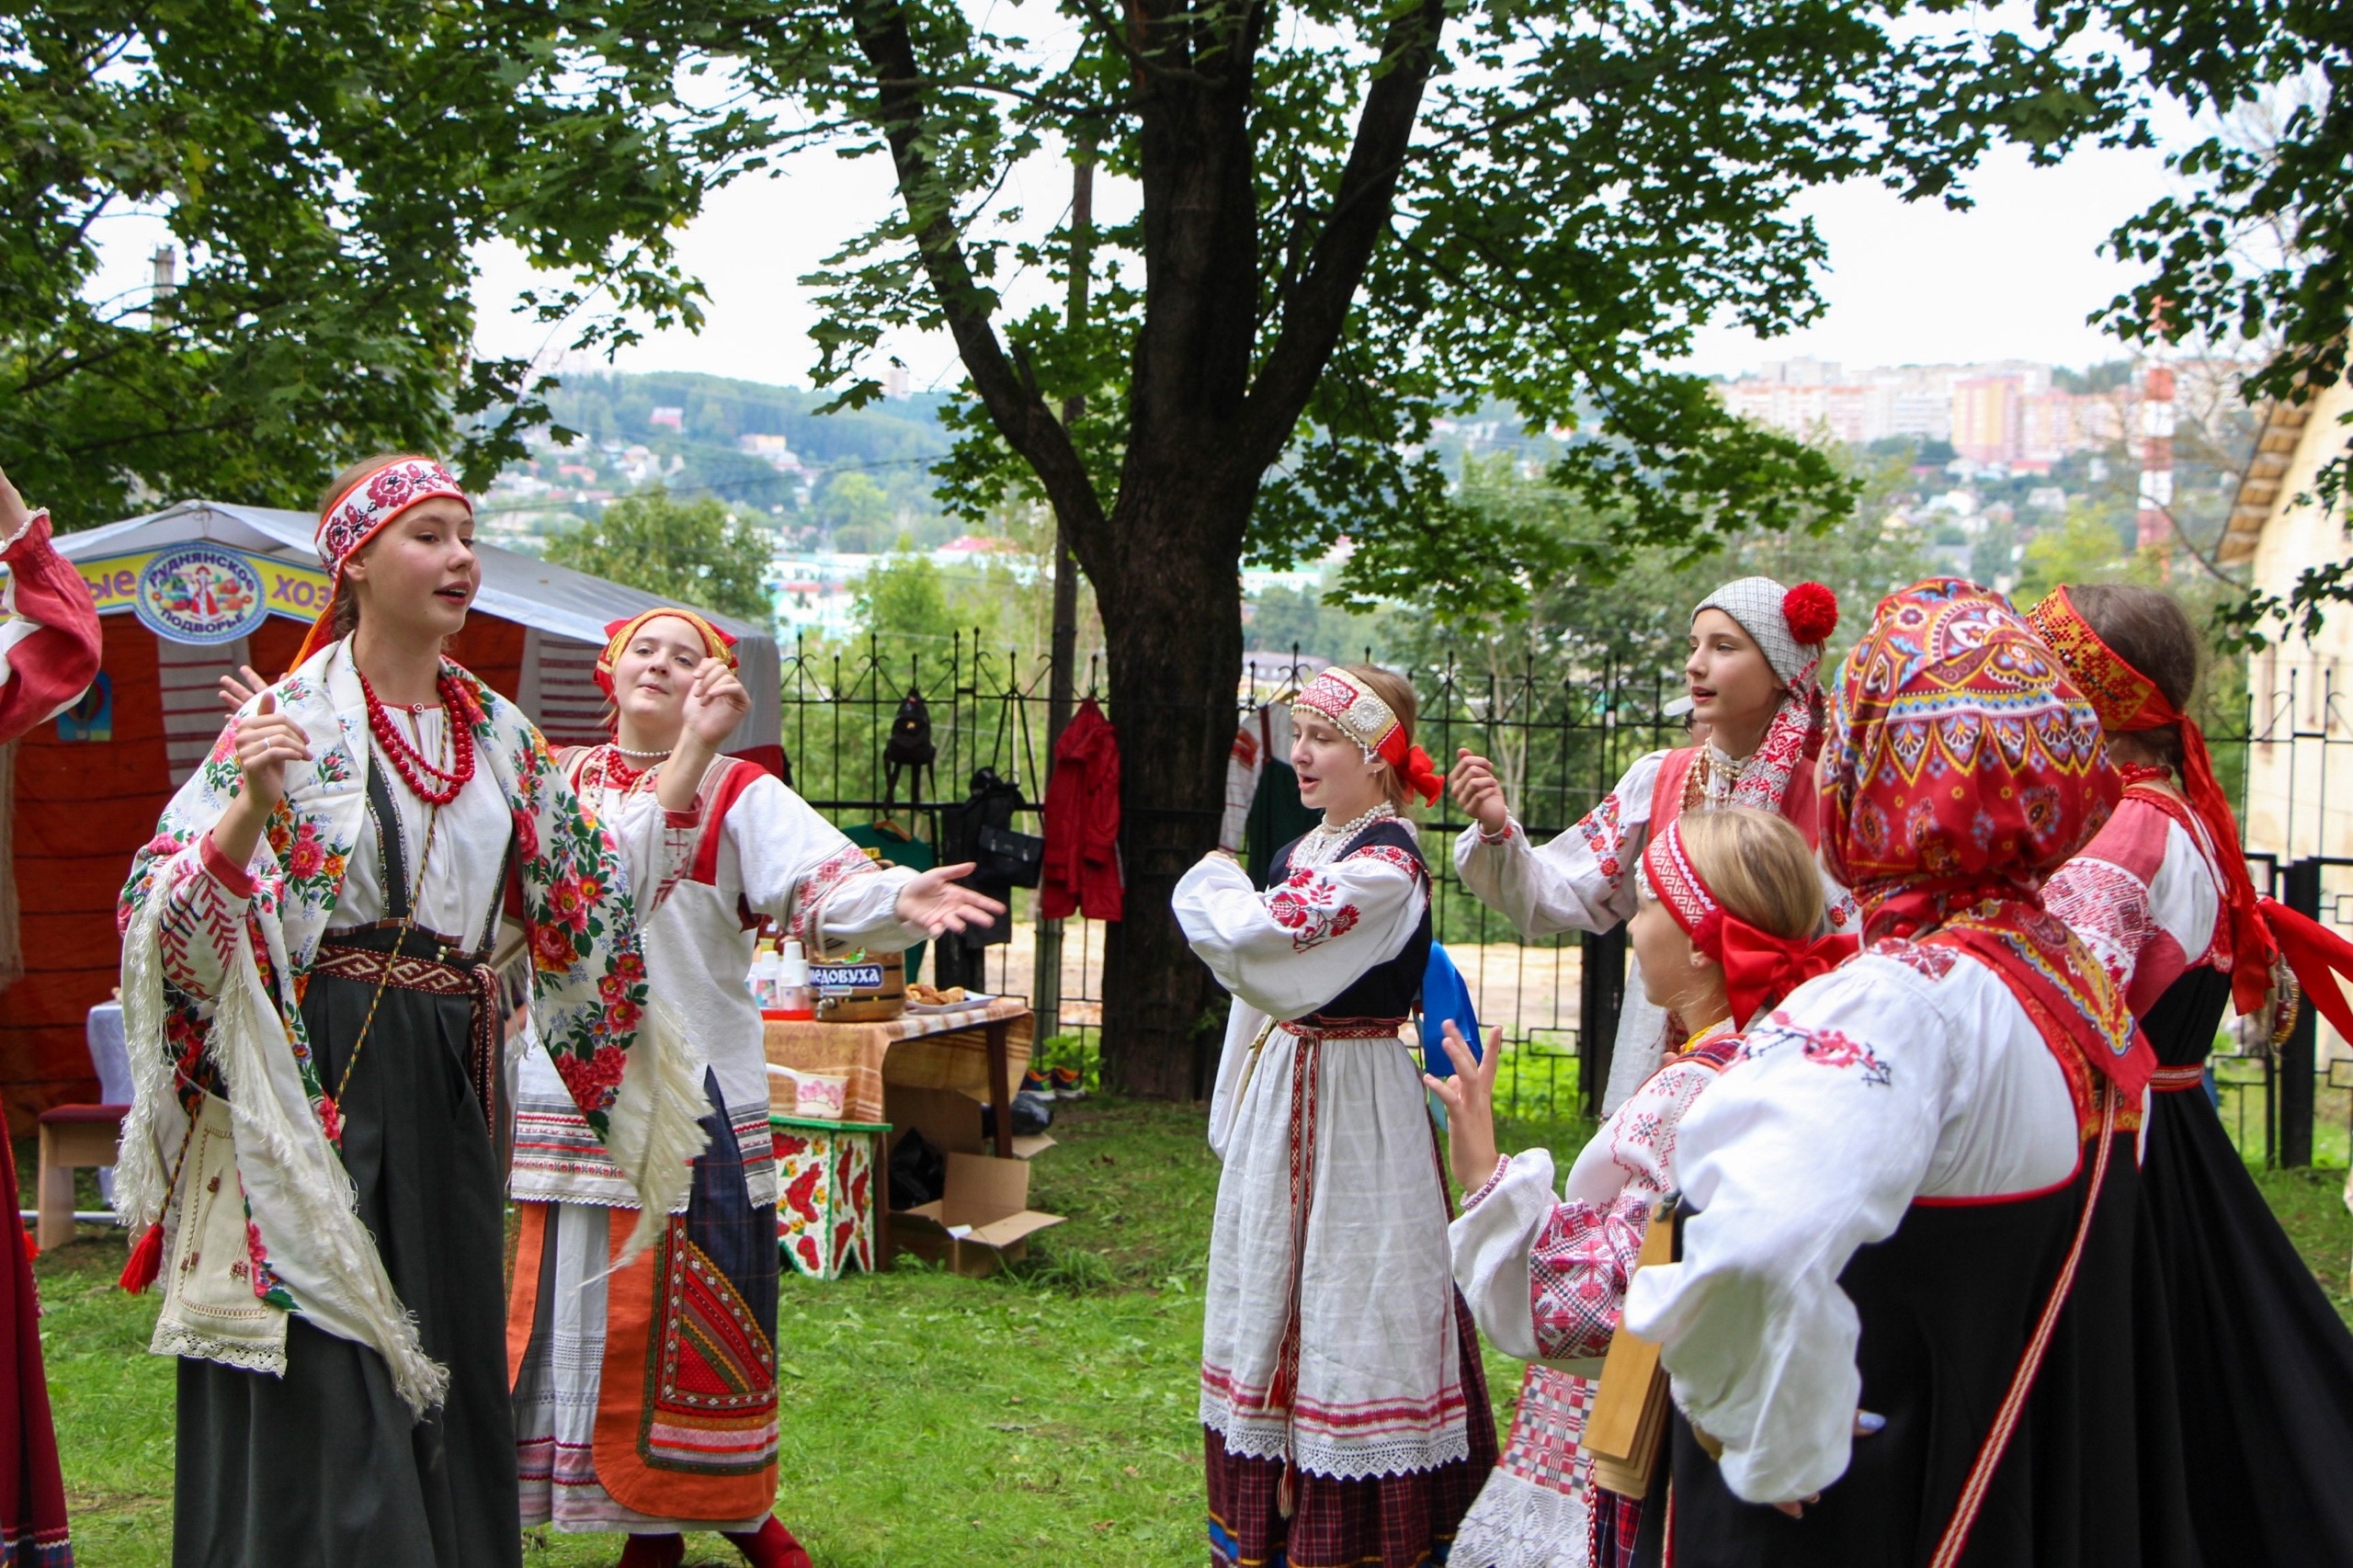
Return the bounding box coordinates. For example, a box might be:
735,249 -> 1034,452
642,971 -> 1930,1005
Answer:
1720,921 -> 1859,1033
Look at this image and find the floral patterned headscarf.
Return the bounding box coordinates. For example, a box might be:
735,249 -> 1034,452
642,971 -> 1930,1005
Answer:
1818,578 -> 2144,1098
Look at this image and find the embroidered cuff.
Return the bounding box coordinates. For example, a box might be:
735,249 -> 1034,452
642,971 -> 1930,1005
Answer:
664,805 -> 700,829
1461,1153 -> 1513,1211
199,832 -> 258,900
1478,819 -> 1518,846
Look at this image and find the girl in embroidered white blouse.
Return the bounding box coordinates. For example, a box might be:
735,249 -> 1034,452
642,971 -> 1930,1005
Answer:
1175,665 -> 1493,1568
1433,806 -> 1850,1567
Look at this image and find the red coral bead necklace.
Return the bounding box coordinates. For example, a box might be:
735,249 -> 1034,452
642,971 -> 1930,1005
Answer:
358,667 -> 477,805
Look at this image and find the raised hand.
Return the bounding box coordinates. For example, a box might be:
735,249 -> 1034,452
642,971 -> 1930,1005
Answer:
233,693 -> 313,814
0,464 -> 32,545
893,861 -> 1007,937
1450,750 -> 1510,836
217,664 -> 268,711
681,656 -> 752,746
1421,1020 -> 1505,1190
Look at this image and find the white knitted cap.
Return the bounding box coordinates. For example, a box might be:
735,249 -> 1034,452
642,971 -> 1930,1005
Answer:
1692,575 -> 1807,685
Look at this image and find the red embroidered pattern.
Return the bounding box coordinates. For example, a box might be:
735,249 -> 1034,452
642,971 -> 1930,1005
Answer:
2041,858 -> 2155,986
1267,867 -> 1362,952
1576,792 -> 1625,883
1345,842 -> 1428,883
1745,1010 -> 1894,1086
1868,937 -> 1957,980
1529,1191 -> 1651,1360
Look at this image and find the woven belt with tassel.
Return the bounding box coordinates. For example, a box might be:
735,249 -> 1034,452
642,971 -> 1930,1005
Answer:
313,939 -> 501,1138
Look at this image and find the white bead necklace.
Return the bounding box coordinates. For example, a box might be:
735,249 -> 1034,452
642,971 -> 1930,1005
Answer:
1291,801 -> 1395,869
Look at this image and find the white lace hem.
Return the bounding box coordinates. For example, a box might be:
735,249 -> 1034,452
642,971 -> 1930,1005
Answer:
153,1320 -> 287,1377
1202,1393 -> 1473,1481
1451,1467 -> 1592,1568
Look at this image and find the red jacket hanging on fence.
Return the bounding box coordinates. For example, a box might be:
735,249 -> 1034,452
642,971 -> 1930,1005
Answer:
1041,697 -> 1123,921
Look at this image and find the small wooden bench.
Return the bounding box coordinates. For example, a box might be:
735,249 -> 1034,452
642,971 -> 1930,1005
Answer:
36,1104 -> 127,1252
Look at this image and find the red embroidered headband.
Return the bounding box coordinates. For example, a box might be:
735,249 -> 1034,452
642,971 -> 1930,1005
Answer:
1642,814 -> 1857,1029
1292,667 -> 1443,806
287,456 -> 471,673
597,608 -> 739,699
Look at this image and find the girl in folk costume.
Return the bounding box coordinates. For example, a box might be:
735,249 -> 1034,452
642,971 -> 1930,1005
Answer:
1174,665 -> 1495,1568
116,455 -> 711,1568
1435,808 -> 1851,1568
1620,579 -> 2157,1568
2029,583 -> 2353,1563
1451,576 -> 1852,1119
505,608 -> 1000,1568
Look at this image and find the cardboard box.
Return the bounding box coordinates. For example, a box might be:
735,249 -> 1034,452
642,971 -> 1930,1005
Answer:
892,1153 -> 1064,1278
885,1083 -> 1056,1162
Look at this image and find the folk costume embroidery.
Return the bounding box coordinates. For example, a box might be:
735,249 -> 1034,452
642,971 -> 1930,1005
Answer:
1621,579 -> 2143,1562
2037,594 -> 2353,1565
116,640 -> 707,1411
1178,813 -> 1496,1568
510,639 -> 923,1535
1456,578 -> 1852,1114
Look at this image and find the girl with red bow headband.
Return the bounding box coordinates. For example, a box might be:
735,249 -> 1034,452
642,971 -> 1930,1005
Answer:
508,608 -> 1000,1568
1434,807 -> 1850,1567
2032,582 -> 2353,1563
1176,663 -> 1496,1568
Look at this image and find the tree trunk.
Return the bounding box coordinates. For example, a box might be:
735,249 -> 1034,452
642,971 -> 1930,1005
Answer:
1093,481 -> 1249,1100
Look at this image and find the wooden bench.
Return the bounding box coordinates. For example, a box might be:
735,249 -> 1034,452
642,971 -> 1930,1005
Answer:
36,1104 -> 126,1252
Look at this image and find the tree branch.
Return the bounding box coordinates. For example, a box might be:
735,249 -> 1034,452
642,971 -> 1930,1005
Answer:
1239,0 -> 1449,463
842,0 -> 1108,543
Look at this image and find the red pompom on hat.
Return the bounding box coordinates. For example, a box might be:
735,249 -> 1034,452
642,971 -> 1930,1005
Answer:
1783,581 -> 1839,646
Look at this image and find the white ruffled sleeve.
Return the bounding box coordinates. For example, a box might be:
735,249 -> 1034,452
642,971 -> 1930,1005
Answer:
1449,1150 -> 1562,1362
1621,961 -> 1950,1506
1453,750 -> 1664,937
1173,845 -> 1428,1020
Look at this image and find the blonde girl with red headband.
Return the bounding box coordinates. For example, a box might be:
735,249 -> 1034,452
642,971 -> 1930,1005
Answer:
118,454 -> 710,1568
2029,584 -> 2353,1564
1434,807 -> 1851,1568
505,607 -> 999,1568
1174,664 -> 1495,1568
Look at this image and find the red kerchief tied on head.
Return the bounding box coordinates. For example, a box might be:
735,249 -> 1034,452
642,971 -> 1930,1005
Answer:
596,608 -> 739,699
2028,584 -> 2278,1016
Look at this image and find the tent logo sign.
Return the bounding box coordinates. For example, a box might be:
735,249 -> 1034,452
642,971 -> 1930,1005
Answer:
134,544 -> 267,645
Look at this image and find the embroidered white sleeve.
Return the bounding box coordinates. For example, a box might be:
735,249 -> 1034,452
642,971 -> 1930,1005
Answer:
1449,1149 -> 1561,1362
1173,848 -> 1427,1020
1452,750 -> 1663,938
1621,963 -> 1951,1506
729,775 -> 920,956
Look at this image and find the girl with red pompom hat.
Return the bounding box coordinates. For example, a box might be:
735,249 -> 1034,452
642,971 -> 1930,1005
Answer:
1446,576 -> 1850,1568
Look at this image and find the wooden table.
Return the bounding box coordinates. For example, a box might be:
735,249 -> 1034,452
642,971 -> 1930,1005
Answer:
762,997 -> 1033,1157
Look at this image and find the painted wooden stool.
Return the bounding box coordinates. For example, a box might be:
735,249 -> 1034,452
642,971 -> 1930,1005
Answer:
771,1114 -> 892,1279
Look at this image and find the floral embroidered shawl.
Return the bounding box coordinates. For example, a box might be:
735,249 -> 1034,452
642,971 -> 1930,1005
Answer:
114,640 -> 707,1414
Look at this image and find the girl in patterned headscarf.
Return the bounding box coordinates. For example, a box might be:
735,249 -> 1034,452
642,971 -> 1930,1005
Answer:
1620,578 -> 2153,1567
120,453 -> 711,1568
2032,582 -> 2353,1566
1452,576 -> 1852,1118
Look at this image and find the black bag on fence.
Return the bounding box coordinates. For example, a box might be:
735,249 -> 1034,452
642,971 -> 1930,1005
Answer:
883,692 -> 937,808
978,823 -> 1044,889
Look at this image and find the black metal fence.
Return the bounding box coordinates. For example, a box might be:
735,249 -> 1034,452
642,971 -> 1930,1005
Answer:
778,633 -> 1680,1126
779,631 -> 2353,1163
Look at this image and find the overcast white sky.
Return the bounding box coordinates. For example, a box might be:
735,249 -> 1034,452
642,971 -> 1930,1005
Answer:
466,128 -> 2183,394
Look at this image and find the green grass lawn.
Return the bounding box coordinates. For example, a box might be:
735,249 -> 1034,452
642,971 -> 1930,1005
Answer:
33,1096 -> 2353,1566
